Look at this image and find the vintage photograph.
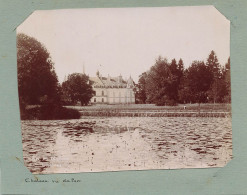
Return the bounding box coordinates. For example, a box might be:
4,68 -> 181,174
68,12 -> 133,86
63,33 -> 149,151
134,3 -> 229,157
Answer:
17,6 -> 232,174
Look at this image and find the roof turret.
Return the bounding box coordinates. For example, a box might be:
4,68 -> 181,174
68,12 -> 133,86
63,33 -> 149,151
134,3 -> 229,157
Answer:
127,75 -> 134,88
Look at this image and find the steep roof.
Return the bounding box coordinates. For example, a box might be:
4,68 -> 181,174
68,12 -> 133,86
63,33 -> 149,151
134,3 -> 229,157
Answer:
90,75 -> 131,88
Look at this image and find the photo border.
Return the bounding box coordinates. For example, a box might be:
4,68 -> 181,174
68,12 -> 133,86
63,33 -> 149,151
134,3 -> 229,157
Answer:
0,1 -> 246,194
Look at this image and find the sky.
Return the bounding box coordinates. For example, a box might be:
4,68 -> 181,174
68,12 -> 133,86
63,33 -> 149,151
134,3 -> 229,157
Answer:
17,6 -> 230,83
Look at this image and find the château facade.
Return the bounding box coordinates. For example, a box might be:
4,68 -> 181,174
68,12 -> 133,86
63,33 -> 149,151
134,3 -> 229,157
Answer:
89,71 -> 135,104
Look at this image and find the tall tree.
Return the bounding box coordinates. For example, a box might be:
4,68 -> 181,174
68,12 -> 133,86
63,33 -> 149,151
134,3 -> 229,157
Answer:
17,33 -> 60,110
170,58 -> 185,102
178,69 -> 193,103
170,59 -> 178,75
206,50 -> 222,103
62,73 -> 94,106
135,72 -> 147,104
169,59 -> 179,101
177,58 -> 184,81
145,57 -> 177,105
187,61 -> 211,104
206,50 -> 221,76
222,57 -> 231,103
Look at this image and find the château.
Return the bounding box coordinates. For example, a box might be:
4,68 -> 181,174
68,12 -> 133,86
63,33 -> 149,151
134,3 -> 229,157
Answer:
89,71 -> 135,104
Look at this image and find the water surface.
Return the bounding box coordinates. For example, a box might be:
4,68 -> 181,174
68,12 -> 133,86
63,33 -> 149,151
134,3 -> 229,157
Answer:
21,117 -> 232,173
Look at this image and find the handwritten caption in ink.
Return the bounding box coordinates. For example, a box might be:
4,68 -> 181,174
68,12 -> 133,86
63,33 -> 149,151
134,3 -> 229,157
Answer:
25,178 -> 81,183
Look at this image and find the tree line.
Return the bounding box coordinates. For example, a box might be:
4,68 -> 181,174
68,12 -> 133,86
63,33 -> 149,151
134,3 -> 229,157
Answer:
135,51 -> 231,106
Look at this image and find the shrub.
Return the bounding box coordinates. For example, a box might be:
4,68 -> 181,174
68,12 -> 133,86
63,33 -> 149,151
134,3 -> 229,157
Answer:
21,105 -> 80,120
155,96 -> 178,106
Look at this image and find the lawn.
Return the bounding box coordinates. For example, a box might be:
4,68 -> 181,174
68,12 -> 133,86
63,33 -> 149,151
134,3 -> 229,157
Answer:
65,103 -> 231,117
66,103 -> 231,112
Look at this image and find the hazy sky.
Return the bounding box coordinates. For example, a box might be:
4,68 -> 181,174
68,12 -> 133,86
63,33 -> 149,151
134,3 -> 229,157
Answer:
17,6 -> 230,83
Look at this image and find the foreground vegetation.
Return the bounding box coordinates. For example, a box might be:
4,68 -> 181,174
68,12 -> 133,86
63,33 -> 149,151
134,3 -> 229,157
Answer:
21,105 -> 80,120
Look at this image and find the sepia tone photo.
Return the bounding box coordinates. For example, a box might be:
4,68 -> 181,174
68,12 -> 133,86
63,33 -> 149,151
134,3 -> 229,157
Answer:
17,6 -> 232,174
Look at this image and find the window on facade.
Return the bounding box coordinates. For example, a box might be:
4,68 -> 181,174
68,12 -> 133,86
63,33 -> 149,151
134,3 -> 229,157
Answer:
102,91 -> 104,96
102,98 -> 104,102
94,98 -> 96,102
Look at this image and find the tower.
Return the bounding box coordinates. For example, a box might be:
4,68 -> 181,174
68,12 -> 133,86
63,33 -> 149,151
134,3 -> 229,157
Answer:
127,75 -> 134,88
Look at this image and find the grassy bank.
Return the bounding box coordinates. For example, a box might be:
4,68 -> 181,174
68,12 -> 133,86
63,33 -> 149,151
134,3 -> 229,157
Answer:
66,103 -> 231,118
79,110 -> 230,117
67,103 -> 231,111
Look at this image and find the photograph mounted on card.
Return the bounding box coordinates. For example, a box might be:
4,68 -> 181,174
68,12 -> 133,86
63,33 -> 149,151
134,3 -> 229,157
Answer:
17,6 -> 232,174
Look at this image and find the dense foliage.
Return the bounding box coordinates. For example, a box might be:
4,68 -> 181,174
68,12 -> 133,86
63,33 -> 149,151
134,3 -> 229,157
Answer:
17,33 -> 80,119
17,33 -> 61,109
61,73 -> 94,106
136,51 -> 231,106
21,105 -> 81,120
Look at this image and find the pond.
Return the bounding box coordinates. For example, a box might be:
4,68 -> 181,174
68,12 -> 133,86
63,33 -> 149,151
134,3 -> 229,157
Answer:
21,117 -> 232,174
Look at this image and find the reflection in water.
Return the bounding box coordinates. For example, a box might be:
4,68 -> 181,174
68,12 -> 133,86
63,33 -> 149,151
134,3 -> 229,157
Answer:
63,121 -> 94,138
21,117 -> 232,174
